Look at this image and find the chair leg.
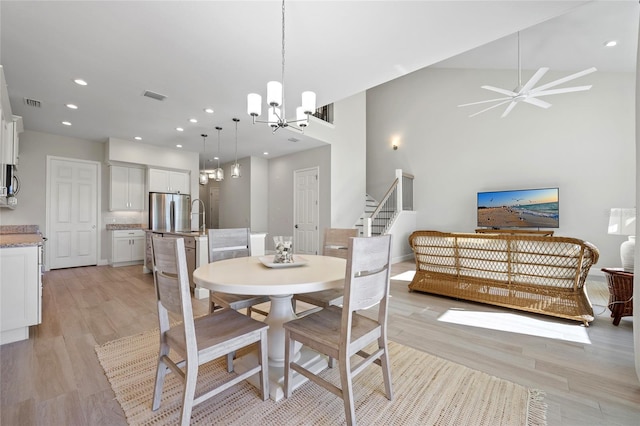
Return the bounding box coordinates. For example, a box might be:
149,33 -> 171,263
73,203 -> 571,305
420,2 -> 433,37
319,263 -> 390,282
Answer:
379,338 -> 393,400
152,343 -> 170,411
339,356 -> 356,426
328,356 -> 335,368
226,352 -> 235,373
283,330 -> 292,398
180,362 -> 198,426
258,329 -> 269,401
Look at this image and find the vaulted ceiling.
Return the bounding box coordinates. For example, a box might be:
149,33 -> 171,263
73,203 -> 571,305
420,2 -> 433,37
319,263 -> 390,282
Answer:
1,1 -> 637,163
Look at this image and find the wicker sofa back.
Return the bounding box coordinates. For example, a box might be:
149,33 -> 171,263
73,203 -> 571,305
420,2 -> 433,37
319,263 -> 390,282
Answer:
408,230 -> 599,325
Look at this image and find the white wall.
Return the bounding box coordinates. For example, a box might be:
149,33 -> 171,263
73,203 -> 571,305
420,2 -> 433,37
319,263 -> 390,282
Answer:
0,130 -> 107,247
306,92 -> 368,228
367,67 -> 636,270
250,156 -> 269,232
218,155 -> 252,230
267,145 -> 330,252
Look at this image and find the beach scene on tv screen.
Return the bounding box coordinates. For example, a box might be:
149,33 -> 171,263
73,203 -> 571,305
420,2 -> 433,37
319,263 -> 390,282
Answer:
477,188 -> 559,228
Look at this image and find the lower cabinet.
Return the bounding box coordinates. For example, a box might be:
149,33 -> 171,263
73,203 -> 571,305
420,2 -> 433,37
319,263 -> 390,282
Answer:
1,245 -> 42,345
111,230 -> 145,266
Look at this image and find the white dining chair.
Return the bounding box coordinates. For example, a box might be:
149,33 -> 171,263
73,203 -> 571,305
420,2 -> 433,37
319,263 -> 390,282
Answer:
208,228 -> 270,317
283,234 -> 393,426
150,235 -> 269,426
292,228 -> 358,316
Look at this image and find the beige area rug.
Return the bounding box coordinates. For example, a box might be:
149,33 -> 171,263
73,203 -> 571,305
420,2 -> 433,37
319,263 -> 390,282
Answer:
95,329 -> 546,425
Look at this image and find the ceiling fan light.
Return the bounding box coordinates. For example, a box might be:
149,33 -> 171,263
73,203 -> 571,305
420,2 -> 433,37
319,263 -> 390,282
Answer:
247,93 -> 262,117
301,91 -> 316,115
267,81 -> 282,107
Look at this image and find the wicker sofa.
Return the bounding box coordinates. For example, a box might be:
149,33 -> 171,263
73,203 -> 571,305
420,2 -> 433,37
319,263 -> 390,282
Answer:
408,230 -> 599,325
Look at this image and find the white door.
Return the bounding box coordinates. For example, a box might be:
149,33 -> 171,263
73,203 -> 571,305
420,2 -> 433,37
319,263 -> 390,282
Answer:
293,167 -> 319,255
47,157 -> 99,269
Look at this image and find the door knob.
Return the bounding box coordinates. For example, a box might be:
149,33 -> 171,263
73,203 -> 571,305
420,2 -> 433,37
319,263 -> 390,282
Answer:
295,224 -> 298,229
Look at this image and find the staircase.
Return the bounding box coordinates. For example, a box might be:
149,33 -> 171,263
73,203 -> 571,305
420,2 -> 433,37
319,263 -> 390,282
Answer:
355,170 -> 414,237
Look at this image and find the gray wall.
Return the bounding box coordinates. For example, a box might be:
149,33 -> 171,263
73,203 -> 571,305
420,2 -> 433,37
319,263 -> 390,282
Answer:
366,67 -> 635,270
268,145 -> 331,252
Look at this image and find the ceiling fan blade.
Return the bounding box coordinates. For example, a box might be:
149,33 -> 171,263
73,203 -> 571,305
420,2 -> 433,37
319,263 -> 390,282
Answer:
481,85 -> 518,96
522,97 -> 552,109
458,97 -> 512,107
531,67 -> 597,92
520,67 -> 549,93
532,85 -> 592,97
501,101 -> 518,118
468,99 -> 513,118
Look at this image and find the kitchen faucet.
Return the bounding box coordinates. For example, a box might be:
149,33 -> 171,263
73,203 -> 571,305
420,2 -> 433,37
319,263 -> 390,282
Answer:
191,199 -> 206,235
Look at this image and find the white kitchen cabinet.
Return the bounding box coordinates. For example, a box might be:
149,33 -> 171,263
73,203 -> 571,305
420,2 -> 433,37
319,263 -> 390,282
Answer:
111,230 -> 145,266
1,245 -> 42,345
148,168 -> 189,194
109,165 -> 145,211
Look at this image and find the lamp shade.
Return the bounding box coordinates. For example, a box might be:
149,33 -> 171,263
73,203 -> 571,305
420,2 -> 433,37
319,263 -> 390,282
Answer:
247,93 -> 262,117
301,91 -> 316,115
608,208 -> 636,235
267,81 -> 282,107
296,106 -> 308,127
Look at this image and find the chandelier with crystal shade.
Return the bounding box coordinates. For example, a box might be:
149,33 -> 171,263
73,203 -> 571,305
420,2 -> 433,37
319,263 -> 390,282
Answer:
247,0 -> 316,133
199,134 -> 209,185
231,118 -> 241,178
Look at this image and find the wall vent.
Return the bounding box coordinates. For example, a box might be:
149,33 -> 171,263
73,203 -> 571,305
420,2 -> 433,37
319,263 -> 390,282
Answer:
23,98 -> 42,108
143,90 -> 167,101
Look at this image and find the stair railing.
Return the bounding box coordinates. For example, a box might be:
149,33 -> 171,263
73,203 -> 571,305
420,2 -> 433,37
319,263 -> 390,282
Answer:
364,170 -> 414,237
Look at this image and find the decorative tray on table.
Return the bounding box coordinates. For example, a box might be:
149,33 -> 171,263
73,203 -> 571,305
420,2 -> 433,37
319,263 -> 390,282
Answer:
258,256 -> 308,268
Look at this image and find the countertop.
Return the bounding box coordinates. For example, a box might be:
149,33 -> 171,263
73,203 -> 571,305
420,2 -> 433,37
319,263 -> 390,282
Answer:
0,233 -> 45,248
106,224 -> 144,231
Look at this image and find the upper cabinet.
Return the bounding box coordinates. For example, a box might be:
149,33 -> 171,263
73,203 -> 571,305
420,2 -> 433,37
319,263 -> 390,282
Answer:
148,168 -> 189,194
0,66 -> 21,166
110,165 -> 145,211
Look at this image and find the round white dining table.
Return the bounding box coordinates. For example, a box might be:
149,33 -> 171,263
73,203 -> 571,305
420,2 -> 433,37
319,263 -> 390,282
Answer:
193,254 -> 346,400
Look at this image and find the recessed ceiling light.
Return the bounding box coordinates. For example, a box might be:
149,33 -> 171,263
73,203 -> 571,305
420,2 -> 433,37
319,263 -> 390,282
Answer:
176,127 -> 184,132
604,40 -> 617,47
73,78 -> 87,86
62,121 -> 72,126
263,152 -> 269,155
134,136 -> 142,141
65,103 -> 78,109
204,108 -> 214,114
214,156 -> 219,160
176,144 -> 183,148
189,118 -> 198,123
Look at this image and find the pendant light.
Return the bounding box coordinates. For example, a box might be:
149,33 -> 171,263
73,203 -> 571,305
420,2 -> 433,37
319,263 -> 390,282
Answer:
246,0 -> 316,133
231,118 -> 241,178
213,126 -> 224,181
199,134 -> 209,185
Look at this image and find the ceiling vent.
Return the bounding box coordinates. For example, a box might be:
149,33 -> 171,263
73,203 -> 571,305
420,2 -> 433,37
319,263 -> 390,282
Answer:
142,90 -> 167,101
23,97 -> 42,108
288,137 -> 300,143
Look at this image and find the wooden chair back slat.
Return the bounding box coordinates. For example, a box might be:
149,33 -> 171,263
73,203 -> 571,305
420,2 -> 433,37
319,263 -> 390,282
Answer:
322,228 -> 358,259
209,228 -> 250,262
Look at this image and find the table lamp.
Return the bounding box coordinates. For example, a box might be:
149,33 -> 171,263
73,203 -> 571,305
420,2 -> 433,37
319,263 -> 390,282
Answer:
607,207 -> 636,272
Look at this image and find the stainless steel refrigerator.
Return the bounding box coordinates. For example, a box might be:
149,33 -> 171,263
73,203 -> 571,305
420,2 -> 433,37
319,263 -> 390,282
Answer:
149,192 -> 191,232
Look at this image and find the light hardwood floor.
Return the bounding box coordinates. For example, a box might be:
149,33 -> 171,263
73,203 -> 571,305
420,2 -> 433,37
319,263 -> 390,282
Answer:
1,262 -> 637,425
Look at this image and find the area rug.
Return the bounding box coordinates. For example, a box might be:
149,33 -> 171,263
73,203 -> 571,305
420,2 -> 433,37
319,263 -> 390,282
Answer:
95,329 -> 546,425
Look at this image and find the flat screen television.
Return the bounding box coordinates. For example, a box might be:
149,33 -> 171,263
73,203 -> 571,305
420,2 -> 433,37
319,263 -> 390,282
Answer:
477,187 -> 559,229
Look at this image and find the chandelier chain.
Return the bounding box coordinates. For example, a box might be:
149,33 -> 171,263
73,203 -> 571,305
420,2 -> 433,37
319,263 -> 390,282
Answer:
280,0 -> 286,117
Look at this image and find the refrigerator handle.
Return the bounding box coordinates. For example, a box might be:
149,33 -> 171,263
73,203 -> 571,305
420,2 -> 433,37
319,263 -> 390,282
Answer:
170,200 -> 175,231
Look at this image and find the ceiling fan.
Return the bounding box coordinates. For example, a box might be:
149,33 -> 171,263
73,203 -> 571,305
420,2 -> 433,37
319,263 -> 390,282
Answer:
458,32 -> 597,118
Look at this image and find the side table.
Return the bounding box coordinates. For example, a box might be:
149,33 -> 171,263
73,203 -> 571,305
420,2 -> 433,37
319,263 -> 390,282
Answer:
601,267 -> 634,326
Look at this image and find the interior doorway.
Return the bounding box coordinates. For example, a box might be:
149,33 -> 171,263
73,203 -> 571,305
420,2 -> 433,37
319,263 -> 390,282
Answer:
293,167 -> 319,255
